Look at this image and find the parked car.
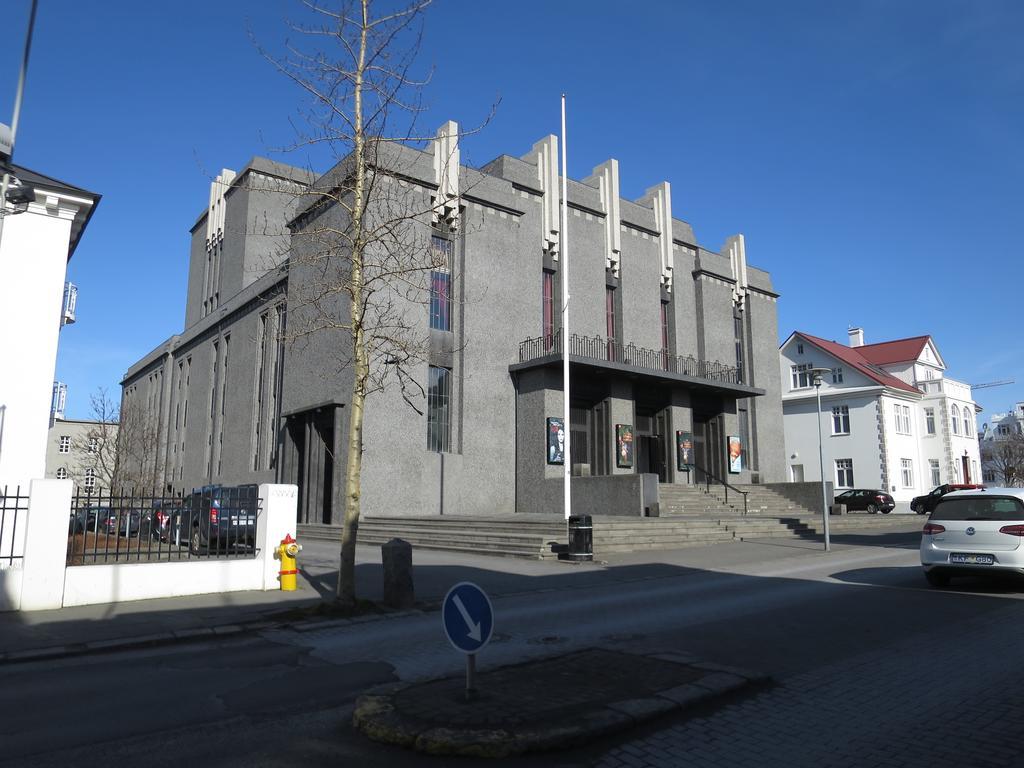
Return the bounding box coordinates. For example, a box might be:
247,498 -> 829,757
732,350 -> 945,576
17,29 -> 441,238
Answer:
146,499 -> 182,542
833,489 -> 895,514
68,506 -> 107,535
912,483 -> 984,515
173,485 -> 257,555
920,487 -> 1024,587
98,508 -> 143,537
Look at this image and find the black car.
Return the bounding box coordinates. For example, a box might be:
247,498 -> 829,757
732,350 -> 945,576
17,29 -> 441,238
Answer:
68,506 -> 107,535
911,483 -> 984,515
833,489 -> 895,514
173,485 -> 257,555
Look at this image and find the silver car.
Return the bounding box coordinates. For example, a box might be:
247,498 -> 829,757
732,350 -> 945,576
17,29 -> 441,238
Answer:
920,487 -> 1024,587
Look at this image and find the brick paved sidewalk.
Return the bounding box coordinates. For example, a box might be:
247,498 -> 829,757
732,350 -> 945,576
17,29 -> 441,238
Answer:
595,600 -> 1024,768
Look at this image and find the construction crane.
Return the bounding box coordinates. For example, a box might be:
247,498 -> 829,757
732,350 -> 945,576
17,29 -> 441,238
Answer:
971,380 -> 1015,390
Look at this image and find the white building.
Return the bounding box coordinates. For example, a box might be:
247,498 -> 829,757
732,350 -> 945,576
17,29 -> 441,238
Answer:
979,403 -> 1024,485
0,165 -> 99,490
780,327 -> 982,507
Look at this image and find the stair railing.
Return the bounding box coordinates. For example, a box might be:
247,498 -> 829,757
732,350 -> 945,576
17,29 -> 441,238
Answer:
689,461 -> 749,516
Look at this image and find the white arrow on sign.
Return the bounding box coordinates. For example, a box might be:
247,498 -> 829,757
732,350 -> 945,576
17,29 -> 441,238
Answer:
452,594 -> 482,642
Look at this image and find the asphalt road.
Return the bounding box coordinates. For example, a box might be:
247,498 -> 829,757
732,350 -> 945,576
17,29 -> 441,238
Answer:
4,528 -> 1022,767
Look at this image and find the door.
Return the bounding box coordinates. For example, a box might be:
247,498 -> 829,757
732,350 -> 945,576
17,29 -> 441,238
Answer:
693,413 -> 724,481
790,464 -> 804,482
962,455 -> 971,484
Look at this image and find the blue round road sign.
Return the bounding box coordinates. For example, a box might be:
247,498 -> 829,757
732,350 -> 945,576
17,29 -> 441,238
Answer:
442,581 -> 494,654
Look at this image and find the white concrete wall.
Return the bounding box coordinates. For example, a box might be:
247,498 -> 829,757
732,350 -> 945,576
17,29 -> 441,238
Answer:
0,199 -> 76,489
3,481 -> 298,612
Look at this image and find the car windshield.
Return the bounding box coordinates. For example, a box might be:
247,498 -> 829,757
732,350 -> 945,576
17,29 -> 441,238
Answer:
931,496 -> 1024,522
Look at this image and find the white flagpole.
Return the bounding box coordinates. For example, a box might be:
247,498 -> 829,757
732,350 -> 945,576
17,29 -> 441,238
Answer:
560,94 -> 572,522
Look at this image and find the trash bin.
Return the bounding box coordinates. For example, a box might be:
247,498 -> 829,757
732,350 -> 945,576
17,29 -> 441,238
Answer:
567,515 -> 593,562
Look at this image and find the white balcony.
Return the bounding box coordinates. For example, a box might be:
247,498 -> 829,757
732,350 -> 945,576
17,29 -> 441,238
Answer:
51,381 -> 67,422
61,282 -> 77,326
917,376 -> 972,400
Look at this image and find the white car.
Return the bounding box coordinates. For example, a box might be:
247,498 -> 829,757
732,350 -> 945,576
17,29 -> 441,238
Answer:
920,487 -> 1024,587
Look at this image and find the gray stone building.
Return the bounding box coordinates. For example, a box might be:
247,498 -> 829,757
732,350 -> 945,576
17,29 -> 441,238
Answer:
122,124 -> 784,523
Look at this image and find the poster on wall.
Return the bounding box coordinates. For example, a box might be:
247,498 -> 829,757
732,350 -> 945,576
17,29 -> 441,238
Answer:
676,431 -> 694,472
547,417 -> 565,465
616,424 -> 634,468
728,435 -> 742,474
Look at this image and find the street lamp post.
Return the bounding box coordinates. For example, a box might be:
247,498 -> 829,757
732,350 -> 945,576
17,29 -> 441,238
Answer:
811,367 -> 833,552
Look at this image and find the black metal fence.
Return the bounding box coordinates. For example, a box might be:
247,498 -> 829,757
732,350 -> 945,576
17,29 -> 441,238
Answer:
68,486 -> 261,565
1,486 -> 27,568
519,330 -> 742,386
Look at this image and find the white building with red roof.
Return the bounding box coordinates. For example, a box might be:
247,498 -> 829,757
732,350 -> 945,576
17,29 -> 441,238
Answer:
779,327 -> 981,510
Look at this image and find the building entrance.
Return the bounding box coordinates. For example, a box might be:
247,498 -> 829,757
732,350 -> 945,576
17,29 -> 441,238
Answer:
693,412 -> 723,482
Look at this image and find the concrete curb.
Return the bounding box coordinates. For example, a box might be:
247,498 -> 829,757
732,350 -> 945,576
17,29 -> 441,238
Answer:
0,605 -> 429,667
352,651 -> 770,758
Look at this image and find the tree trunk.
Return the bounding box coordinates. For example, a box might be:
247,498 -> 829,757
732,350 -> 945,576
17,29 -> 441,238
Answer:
337,0 -> 370,605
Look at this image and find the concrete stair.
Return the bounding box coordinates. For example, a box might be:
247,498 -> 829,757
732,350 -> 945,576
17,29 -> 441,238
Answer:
297,515 -> 566,560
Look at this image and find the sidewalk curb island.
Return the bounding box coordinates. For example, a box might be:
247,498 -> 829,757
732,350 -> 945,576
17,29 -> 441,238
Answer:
352,652 -> 770,758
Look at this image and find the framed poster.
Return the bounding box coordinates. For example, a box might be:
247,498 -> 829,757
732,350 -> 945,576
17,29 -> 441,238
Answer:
676,431 -> 694,472
728,435 -> 742,474
547,417 -> 565,465
616,424 -> 634,468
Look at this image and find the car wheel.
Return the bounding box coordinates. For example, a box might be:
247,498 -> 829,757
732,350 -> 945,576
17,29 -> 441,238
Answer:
925,570 -> 950,588
189,528 -> 206,556
881,508 -> 891,515
867,503 -> 878,514
914,504 -> 925,515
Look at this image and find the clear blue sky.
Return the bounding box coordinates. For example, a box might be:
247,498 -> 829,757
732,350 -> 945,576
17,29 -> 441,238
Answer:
3,0 -> 1022,421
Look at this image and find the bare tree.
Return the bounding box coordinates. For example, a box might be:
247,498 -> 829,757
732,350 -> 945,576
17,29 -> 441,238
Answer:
86,387 -> 162,492
982,435 -> 1024,487
258,0 -> 489,604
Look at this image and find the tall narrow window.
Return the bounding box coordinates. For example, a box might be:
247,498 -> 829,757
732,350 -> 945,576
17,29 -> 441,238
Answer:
217,335 -> 230,475
831,405 -> 850,434
207,341 -> 219,477
901,458 -> 914,487
832,367 -> 843,384
542,270 -> 555,351
835,458 -> 854,488
930,459 -> 941,486
951,405 -> 960,435
925,407 -> 935,435
738,406 -> 750,468
605,287 -> 617,361
427,366 -> 452,453
733,311 -> 745,384
963,408 -> 972,437
429,235 -> 452,331
661,302 -> 670,368
253,313 -> 268,471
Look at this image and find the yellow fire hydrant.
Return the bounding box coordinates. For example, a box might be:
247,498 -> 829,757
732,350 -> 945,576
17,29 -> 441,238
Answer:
276,533 -> 302,591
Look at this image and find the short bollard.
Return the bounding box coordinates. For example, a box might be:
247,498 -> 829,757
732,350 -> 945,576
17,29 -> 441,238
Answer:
382,538 -> 414,609
276,534 -> 302,591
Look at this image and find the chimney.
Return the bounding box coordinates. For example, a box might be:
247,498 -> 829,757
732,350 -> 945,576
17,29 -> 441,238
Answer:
848,327 -> 864,347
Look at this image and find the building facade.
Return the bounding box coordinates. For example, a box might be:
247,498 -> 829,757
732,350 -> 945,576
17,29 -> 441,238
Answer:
979,403 -> 1024,485
780,327 -> 982,507
122,125 -> 786,521
44,418 -> 117,491
0,165 -> 99,489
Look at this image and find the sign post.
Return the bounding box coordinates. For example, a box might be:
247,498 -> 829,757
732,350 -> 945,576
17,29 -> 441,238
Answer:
442,581 -> 494,701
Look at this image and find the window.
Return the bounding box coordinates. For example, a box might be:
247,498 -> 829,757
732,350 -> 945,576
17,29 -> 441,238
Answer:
930,459 -> 941,487
662,302 -> 671,367
963,409 -> 972,437
88,437 -> 98,453
832,367 -> 843,384
790,363 -> 813,390
900,459 -> 914,488
58,435 -> 70,454
835,459 -> 854,488
605,287 -> 617,361
427,366 -> 452,453
831,405 -> 850,435
894,404 -> 912,435
733,311 -> 745,383
998,424 -> 1011,436
925,408 -> 935,435
56,467 -> 68,480
542,270 -> 555,351
429,235 -> 452,331
951,406 -> 960,435
84,468 -> 96,491
797,343 -> 804,354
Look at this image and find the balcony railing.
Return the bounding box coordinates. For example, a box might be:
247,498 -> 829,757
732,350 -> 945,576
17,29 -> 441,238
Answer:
519,330 -> 743,386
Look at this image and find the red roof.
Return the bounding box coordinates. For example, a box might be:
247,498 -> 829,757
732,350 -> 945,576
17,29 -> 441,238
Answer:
795,333 -> 921,394
856,336 -> 930,366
